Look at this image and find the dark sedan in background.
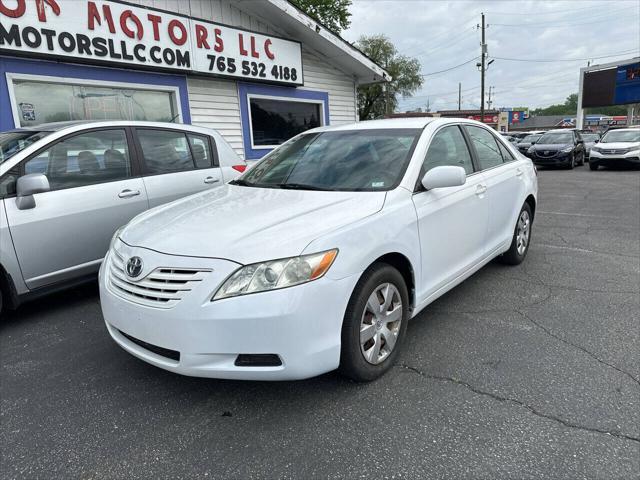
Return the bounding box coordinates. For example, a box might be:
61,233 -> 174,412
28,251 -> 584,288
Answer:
527,130 -> 586,169
517,134 -> 542,157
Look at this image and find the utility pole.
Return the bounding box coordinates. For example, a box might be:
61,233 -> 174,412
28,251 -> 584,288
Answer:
487,86 -> 493,110
458,82 -> 462,110
480,12 -> 486,123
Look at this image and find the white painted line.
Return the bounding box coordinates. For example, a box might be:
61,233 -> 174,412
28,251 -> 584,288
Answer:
537,243 -> 597,254
539,211 -> 614,219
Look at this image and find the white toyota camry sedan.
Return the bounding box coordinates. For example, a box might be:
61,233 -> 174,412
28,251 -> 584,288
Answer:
99,118 -> 538,382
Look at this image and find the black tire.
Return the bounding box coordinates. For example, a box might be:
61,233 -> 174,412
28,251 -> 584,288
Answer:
0,288 -> 3,318
339,263 -> 409,382
579,152 -> 585,166
589,161 -> 599,171
566,154 -> 575,169
498,202 -> 533,266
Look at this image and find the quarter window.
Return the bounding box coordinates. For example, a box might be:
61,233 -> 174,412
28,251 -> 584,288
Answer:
421,126 -> 474,177
466,126 -> 504,170
187,134 -> 213,168
137,130 -> 194,174
23,129 -> 131,191
497,140 -> 515,162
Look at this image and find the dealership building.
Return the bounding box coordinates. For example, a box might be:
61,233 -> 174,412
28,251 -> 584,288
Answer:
0,0 -> 387,159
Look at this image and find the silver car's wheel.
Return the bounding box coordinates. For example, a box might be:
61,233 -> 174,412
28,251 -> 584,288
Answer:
516,210 -> 531,256
359,283 -> 402,365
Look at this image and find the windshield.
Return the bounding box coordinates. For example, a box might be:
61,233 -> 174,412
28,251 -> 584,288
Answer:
581,134 -> 600,142
521,134 -> 541,143
236,129 -> 421,191
536,132 -> 573,145
601,130 -> 640,143
0,130 -> 50,165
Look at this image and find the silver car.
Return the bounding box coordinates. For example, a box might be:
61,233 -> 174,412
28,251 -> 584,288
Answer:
0,121 -> 245,314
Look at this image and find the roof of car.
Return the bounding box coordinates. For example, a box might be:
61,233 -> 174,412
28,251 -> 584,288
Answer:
309,117 -> 490,133
16,120 -> 219,134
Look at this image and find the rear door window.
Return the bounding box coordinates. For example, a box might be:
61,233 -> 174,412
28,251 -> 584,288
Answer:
137,129 -> 195,174
187,134 -> 213,168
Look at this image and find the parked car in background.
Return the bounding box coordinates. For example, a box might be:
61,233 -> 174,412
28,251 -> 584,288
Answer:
0,121 -> 245,314
100,118 -> 538,382
580,133 -> 601,160
517,134 -> 542,157
527,129 -> 585,169
588,127 -> 640,170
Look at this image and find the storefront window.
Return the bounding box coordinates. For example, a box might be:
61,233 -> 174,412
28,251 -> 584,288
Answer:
249,97 -> 322,147
12,79 -> 179,127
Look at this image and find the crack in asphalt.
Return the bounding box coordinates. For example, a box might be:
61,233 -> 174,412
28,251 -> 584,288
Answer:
516,309 -> 640,387
397,363 -> 640,444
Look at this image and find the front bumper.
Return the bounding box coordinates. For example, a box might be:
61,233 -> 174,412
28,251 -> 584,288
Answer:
99,241 -> 359,380
589,150 -> 640,166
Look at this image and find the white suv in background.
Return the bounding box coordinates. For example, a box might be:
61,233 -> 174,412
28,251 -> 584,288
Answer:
0,121 -> 245,314
589,127 -> 640,170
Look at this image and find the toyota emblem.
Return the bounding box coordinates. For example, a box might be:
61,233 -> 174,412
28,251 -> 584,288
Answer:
126,256 -> 143,278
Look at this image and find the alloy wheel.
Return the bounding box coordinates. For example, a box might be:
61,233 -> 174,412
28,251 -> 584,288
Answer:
516,210 -> 531,255
359,283 -> 402,365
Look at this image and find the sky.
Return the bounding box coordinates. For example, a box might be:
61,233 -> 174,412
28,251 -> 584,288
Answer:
342,0 -> 640,112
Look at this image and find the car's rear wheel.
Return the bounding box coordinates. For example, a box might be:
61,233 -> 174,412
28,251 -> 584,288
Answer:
589,161 -> 599,171
579,152 -> 585,166
566,154 -> 575,169
499,203 -> 533,265
339,263 -> 409,382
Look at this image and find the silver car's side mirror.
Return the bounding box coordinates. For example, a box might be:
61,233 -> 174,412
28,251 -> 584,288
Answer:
421,166 -> 467,190
16,173 -> 50,210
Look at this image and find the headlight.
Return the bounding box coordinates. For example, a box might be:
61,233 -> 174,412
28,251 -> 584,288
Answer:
109,225 -> 126,251
590,146 -> 600,153
562,146 -> 573,153
212,249 -> 338,301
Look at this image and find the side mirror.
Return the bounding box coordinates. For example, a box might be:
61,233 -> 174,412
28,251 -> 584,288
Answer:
530,140 -> 537,145
421,166 -> 466,190
16,173 -> 50,210
595,139 -> 599,143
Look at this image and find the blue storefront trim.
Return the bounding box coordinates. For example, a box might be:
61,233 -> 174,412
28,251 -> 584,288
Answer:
238,82 -> 329,159
0,56 -> 191,131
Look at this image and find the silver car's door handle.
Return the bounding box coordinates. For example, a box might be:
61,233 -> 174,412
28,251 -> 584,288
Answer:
118,189 -> 141,199
475,184 -> 487,196
204,177 -> 220,184
516,168 -> 524,177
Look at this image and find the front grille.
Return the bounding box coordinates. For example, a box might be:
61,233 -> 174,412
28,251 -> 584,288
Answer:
535,150 -> 558,158
108,250 -> 210,308
599,148 -> 628,155
119,330 -> 180,361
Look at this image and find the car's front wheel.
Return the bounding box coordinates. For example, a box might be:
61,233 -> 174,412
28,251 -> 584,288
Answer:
339,263 -> 409,382
499,203 -> 533,265
566,153 -> 575,169
589,161 -> 599,171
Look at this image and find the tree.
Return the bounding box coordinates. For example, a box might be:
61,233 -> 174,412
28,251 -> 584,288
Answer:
355,35 -> 423,120
290,0 -> 351,33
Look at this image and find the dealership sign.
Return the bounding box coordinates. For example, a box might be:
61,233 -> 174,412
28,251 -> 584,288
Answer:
0,0 -> 304,86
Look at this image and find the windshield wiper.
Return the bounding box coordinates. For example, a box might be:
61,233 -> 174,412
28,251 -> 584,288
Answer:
277,183 -> 331,191
229,178 -> 255,187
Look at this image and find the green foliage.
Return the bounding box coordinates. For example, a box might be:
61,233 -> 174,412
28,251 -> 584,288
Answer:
531,93 -> 628,116
356,35 -> 423,120
290,0 -> 352,33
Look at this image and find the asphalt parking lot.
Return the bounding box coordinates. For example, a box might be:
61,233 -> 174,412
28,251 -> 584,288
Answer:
1,164 -> 639,479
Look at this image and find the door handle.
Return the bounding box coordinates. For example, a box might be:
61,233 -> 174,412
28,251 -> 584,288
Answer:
515,168 -> 523,177
475,184 -> 487,196
118,189 -> 141,199
204,176 -> 220,185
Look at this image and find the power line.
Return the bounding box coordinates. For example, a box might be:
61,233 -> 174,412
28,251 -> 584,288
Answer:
420,56 -> 479,77
493,49 -> 639,63
491,8 -> 639,28
484,4 -> 634,16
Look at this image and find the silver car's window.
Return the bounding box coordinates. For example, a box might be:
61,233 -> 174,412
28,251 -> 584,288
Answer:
23,129 -> 131,191
466,126 -> 504,170
238,129 -> 421,192
0,130 -> 50,165
187,134 -> 212,168
137,129 -> 195,174
497,140 -> 515,162
421,126 -> 474,176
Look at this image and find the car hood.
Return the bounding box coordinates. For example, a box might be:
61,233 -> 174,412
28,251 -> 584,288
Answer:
120,185 -> 387,264
596,142 -> 640,149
